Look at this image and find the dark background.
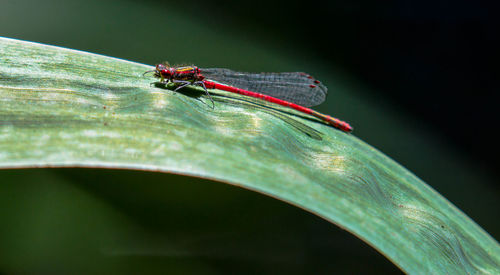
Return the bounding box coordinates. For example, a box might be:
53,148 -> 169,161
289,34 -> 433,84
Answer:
0,0 -> 498,273
181,0 -> 499,172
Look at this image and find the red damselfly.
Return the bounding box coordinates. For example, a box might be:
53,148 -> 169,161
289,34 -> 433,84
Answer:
144,63 -> 353,132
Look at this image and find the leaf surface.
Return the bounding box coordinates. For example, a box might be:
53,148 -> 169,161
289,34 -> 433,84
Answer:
0,37 -> 499,274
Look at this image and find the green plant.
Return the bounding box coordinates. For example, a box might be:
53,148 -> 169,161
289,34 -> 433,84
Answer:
1,37 -> 499,274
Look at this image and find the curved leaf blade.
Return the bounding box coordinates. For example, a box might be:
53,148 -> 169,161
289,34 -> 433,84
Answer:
0,37 -> 499,274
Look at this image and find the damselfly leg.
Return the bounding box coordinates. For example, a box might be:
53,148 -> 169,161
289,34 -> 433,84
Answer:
172,79 -> 215,109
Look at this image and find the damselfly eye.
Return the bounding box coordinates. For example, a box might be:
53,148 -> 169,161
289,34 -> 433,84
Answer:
160,69 -> 171,77
156,64 -> 166,71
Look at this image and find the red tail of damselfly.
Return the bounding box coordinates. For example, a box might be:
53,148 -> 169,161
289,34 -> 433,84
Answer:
145,63 -> 353,132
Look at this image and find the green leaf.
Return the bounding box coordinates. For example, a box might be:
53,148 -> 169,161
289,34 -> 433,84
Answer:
0,37 -> 499,274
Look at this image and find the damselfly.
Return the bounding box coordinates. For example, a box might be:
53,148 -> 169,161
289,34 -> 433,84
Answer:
145,63 -> 353,132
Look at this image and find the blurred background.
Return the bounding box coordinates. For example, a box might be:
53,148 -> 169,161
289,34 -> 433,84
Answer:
0,0 -> 498,273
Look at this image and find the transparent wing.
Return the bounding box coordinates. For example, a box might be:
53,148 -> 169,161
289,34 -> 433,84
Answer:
200,68 -> 327,107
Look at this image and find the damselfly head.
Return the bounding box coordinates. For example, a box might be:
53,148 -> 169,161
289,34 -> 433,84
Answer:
155,64 -> 173,79
156,63 -> 166,72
